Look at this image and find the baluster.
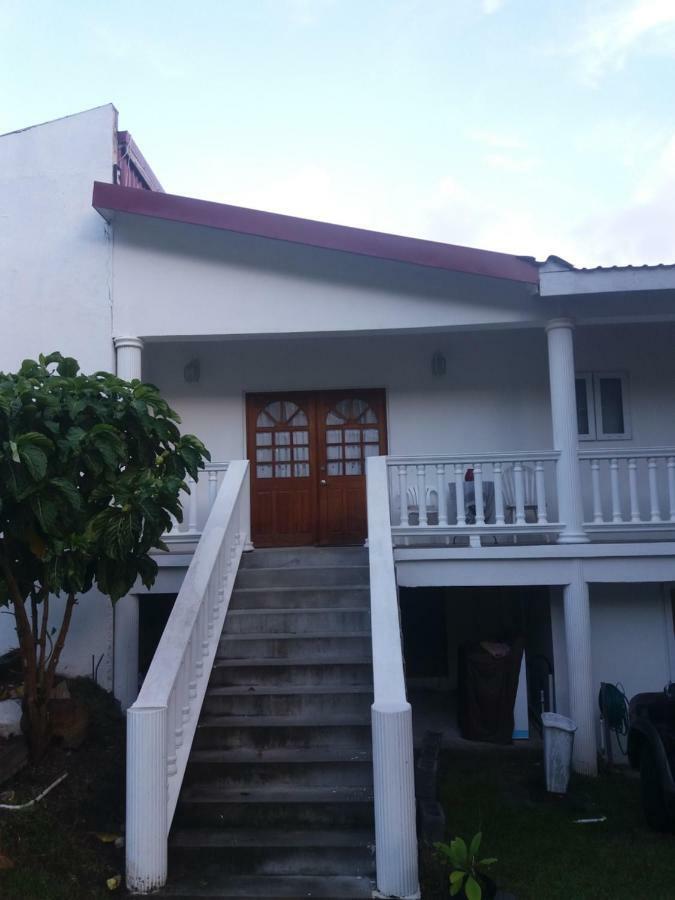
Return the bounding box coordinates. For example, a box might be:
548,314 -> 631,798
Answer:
174,657 -> 184,749
610,458 -> 622,523
493,461 -> 505,526
436,464 -> 448,527
195,610 -> 204,678
208,469 -> 218,511
187,476 -> 198,533
167,693 -> 177,776
398,465 -> 407,526
648,458 -> 661,522
668,457 -> 675,522
590,459 -> 603,523
628,458 -> 640,523
474,463 -> 485,526
188,633 -> 198,699
454,464 -> 466,526
513,461 -> 525,526
535,460 -> 548,524
416,465 -> 428,527
201,602 -> 210,661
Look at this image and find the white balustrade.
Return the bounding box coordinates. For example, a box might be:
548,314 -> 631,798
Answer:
366,456 -> 419,899
125,460 -> 250,893
388,451 -> 561,545
579,449 -> 675,531
165,462 -> 229,542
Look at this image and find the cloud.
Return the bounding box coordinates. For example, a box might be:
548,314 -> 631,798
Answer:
573,0 -> 675,84
481,0 -> 505,13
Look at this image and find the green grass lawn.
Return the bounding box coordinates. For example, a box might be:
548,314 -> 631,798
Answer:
422,746 -> 674,900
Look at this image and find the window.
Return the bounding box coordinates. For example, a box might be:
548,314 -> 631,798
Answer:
575,372 -> 630,440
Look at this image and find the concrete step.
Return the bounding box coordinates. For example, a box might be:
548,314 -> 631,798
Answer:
175,785 -> 375,829
229,586 -> 370,610
184,747 -> 372,789
193,716 -> 371,751
234,567 -> 369,590
217,632 -> 372,661
209,657 -> 373,688
169,829 -> 375,877
203,685 -> 373,718
222,608 -> 371,635
156,873 -> 375,898
240,547 -> 369,569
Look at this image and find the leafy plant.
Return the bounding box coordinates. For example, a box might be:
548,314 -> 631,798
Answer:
0,353 -> 209,760
435,832 -> 497,900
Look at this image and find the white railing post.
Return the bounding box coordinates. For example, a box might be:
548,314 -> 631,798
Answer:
416,464 -> 428,527
668,457 -> 675,522
493,461 -> 505,526
628,458 -> 640,523
208,469 -> 218,511
454,464 -> 466,527
648,458 -> 661,522
126,706 -> 168,892
535,459 -> 548,524
513,461 -> 525,526
436,464 -> 448,527
590,459 -> 603,524
187,476 -> 198,533
367,456 -> 419,899
610,458 -> 622,523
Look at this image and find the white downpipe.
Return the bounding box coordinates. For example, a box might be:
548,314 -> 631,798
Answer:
125,460 -> 250,893
367,456 -> 420,899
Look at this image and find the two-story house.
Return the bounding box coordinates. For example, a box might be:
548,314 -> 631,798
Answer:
2,105 -> 675,899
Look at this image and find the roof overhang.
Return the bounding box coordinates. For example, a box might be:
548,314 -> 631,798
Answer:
92,182 -> 540,285
539,256 -> 675,296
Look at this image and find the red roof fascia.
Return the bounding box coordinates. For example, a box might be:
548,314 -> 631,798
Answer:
92,182 -> 539,284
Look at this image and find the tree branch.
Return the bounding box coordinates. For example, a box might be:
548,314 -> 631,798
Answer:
45,592 -> 77,695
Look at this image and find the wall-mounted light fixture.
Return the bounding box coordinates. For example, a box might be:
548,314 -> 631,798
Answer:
184,358 -> 201,383
431,351 -> 446,377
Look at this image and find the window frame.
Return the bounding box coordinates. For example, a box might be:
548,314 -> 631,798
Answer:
575,372 -> 596,441
593,371 -> 631,440
575,370 -> 631,441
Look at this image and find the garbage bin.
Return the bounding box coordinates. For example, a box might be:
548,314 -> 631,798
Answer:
542,712 -> 577,793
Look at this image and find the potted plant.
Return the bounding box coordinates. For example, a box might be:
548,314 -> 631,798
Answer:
435,832 -> 497,899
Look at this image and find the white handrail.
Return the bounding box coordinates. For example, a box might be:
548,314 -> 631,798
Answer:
165,461 -> 230,541
126,460 -> 250,893
366,456 -> 419,899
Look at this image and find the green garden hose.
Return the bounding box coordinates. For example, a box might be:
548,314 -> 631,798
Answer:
599,682 -> 630,755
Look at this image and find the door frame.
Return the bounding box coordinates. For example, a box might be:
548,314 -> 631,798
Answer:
245,388 -> 388,547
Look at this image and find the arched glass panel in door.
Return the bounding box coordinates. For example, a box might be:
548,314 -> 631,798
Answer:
325,397 -> 380,476
255,399 -> 310,479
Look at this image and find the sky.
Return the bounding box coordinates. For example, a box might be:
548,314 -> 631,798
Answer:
1,0 -> 675,266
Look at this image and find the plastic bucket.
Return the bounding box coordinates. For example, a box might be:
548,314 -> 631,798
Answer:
541,712 -> 577,793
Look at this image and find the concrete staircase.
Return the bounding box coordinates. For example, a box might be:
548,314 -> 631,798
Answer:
161,547 -> 376,899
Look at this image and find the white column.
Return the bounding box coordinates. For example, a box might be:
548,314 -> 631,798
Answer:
546,319 -> 589,543
113,594 -> 139,711
563,563 -> 597,776
126,705 -> 168,892
372,702 -> 420,899
114,336 -> 144,381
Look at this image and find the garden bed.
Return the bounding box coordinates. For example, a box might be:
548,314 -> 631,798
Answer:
0,678 -> 126,899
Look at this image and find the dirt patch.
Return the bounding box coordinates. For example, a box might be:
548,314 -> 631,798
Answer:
0,678 -> 126,899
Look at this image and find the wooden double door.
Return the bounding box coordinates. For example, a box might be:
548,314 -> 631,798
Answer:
246,389 -> 387,547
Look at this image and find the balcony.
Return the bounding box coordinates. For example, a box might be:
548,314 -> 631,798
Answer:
387,448 -> 675,548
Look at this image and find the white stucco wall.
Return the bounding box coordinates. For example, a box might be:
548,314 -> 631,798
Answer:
0,106 -> 118,686
111,215 -> 542,340
143,322 -> 675,469
551,582 -> 675,761
0,104 -> 116,374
